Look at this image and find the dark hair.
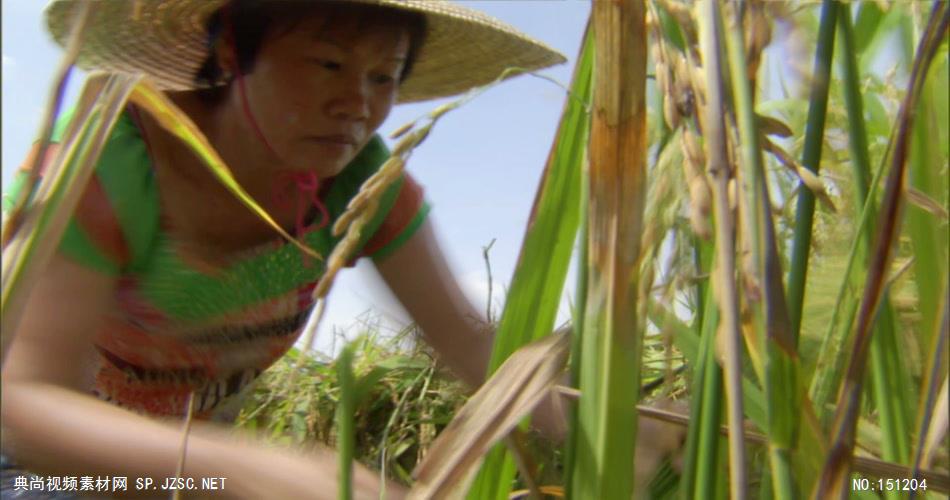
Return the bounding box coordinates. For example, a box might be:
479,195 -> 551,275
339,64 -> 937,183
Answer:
194,0 -> 427,99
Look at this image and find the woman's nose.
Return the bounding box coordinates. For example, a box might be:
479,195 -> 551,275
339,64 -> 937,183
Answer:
327,79 -> 371,121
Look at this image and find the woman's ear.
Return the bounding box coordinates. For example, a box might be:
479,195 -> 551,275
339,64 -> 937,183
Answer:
214,36 -> 238,79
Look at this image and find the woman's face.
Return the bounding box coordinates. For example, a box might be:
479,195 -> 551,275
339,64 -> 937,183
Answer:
226,11 -> 409,177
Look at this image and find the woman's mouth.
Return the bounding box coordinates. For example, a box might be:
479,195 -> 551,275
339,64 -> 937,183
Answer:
302,135 -> 357,156
307,135 -> 357,145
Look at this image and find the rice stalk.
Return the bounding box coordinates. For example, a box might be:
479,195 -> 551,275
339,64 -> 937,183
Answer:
562,375 -> 950,494
569,0 -> 648,498
414,363 -> 437,465
674,243 -> 726,500
911,291 -> 949,498
337,343 -> 356,500
328,341 -> 398,498
171,391 -> 196,500
698,2 -> 749,498
377,363 -> 431,494
813,4 -> 950,497
1,72 -> 140,365
807,2 -> 889,420
1,0 -> 92,247
920,377 -> 948,472
809,8 -> 917,490
479,239 -> 497,323
785,0 -> 838,343
724,1 -> 807,497
841,9 -> 914,476
563,127 -> 589,500
661,24 -> 722,496
657,300 -> 950,492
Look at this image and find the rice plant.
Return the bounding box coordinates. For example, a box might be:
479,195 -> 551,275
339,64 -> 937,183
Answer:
3,1 -> 948,499
406,1 -> 949,498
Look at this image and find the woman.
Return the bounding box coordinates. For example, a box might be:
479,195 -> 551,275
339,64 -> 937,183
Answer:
1,0 -> 565,498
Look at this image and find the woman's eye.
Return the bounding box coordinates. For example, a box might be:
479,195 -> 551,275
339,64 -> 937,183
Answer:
372,74 -> 396,85
312,59 -> 341,71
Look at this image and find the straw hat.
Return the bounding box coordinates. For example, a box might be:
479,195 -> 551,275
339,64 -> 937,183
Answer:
44,0 -> 567,103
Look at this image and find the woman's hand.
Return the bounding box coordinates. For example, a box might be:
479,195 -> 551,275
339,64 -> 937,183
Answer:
214,437 -> 407,500
2,382 -> 405,500
378,227 -> 574,443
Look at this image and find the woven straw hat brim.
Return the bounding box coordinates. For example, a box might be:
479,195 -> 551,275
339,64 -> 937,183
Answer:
45,0 -> 567,103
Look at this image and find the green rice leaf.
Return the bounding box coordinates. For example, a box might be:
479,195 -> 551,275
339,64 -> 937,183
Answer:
336,343 -> 357,500
569,2 -> 648,498
466,18 -> 593,500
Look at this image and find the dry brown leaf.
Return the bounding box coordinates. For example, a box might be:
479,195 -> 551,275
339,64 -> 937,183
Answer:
905,187 -> 949,220
408,331 -> 569,500
762,137 -> 837,213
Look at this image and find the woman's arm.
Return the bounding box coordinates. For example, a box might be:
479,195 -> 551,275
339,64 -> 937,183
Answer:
2,253 -> 402,499
373,220 -> 493,389
374,220 -> 567,439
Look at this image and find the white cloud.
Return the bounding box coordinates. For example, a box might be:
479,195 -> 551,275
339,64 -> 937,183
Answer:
2,54 -> 13,70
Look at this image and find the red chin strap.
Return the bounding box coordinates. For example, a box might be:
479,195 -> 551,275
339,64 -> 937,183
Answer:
225,5 -> 330,239
235,70 -> 330,236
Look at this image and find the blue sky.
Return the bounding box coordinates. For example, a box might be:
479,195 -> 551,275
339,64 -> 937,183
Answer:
2,0 -> 590,354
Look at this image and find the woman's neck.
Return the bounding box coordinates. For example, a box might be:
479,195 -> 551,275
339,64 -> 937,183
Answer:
169,91 -> 295,203
139,91 -> 309,251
